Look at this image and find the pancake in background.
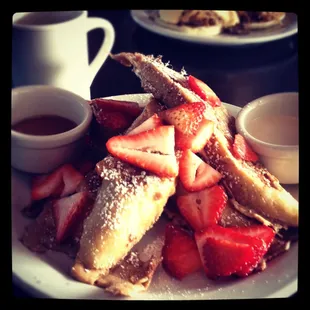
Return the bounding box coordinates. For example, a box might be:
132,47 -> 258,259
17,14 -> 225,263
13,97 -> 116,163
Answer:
149,10 -> 240,36
237,11 -> 286,29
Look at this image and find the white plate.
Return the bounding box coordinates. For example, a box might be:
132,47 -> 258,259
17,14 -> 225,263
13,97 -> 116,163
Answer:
131,10 -> 298,46
12,93 -> 298,300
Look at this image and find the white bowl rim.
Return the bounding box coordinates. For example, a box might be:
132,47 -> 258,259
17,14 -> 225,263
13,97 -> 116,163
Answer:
236,92 -> 299,151
11,85 -> 93,148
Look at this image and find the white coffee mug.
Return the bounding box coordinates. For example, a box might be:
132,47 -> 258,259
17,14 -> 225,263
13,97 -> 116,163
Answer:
12,11 -> 115,99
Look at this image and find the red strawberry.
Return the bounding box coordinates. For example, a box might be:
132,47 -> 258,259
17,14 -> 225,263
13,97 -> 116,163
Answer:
188,75 -> 221,107
162,224 -> 202,280
179,150 -> 222,192
127,114 -> 163,135
230,225 -> 275,276
177,185 -> 227,231
199,237 -> 254,278
160,101 -> 206,133
160,102 -> 214,152
195,225 -> 271,278
90,98 -> 142,117
175,119 -> 214,152
232,134 -> 259,162
31,172 -> 62,201
31,164 -> 84,201
106,126 -> 178,177
90,98 -> 142,131
231,225 -> 276,246
96,111 -> 130,130
108,125 -> 175,155
60,164 -> 85,197
52,191 -> 90,243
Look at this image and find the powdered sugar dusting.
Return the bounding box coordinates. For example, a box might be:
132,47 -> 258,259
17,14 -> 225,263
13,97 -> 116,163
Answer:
79,154 -> 176,271
139,236 -> 164,262
93,156 -> 161,233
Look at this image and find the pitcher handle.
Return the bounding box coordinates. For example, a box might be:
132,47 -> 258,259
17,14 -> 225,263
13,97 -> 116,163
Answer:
86,17 -> 115,85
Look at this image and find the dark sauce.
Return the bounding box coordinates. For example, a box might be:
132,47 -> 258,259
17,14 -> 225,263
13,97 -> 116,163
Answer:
12,115 -> 77,136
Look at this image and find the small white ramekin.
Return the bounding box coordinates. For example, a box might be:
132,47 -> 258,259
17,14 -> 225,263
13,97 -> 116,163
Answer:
235,92 -> 299,184
11,85 -> 93,174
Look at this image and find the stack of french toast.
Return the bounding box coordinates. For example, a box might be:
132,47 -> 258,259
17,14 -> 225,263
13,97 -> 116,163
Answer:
20,52 -> 298,297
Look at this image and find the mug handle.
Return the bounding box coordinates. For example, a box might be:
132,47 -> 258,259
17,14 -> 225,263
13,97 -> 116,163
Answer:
86,17 -> 115,84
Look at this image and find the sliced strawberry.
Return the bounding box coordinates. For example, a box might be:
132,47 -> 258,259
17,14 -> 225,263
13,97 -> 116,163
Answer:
31,164 -> 84,201
199,237 -> 254,278
32,172 -> 64,199
106,126 -> 178,177
90,98 -> 142,131
230,225 -> 275,276
60,165 -> 85,197
177,185 -> 227,231
127,114 -> 163,135
179,150 -> 222,192
108,148 -> 178,177
160,101 -> 206,133
160,102 -> 214,152
232,134 -> 259,162
52,191 -> 90,243
31,170 -> 63,201
162,223 -> 202,280
175,119 -> 214,152
195,225 -> 270,278
49,180 -> 65,198
90,98 -> 142,117
231,225 -> 276,247
107,125 -> 175,155
96,111 -> 131,130
188,75 -> 221,107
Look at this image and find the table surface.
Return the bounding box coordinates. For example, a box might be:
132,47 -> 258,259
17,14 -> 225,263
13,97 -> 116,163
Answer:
12,10 -> 299,298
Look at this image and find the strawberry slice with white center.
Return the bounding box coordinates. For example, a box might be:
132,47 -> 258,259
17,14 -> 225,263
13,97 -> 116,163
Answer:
160,102 -> 214,152
232,134 -> 259,162
60,164 -> 86,197
195,225 -> 266,278
31,164 -> 84,201
52,191 -> 90,243
106,125 -> 178,177
179,150 -> 222,192
127,113 -> 163,135
162,223 -> 202,280
31,171 -> 63,201
188,75 -> 221,108
177,185 -> 227,231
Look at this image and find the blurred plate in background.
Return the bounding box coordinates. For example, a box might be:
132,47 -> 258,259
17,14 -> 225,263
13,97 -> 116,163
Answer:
131,10 -> 298,46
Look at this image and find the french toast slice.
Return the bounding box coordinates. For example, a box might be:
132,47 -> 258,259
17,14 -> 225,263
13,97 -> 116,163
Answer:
111,52 -> 298,228
71,97 -> 177,295
74,155 -> 176,273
